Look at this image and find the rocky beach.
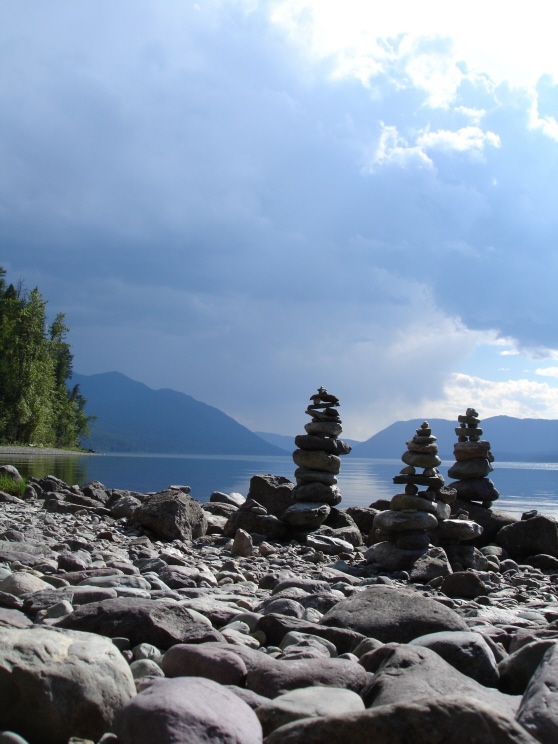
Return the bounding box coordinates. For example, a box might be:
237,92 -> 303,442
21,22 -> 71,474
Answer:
0,456 -> 557,744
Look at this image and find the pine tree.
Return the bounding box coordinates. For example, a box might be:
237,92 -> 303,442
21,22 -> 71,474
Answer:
0,267 -> 92,447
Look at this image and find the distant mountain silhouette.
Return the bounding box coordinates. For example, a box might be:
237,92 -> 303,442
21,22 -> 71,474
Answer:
71,372 -> 284,455
255,431 -> 363,452
351,416 -> 558,462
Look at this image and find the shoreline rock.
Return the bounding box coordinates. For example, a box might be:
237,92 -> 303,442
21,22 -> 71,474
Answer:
0,465 -> 557,743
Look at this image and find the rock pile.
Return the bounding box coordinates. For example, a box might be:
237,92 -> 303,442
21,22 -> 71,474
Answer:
283,388 -> 352,533
367,422 -> 450,571
448,408 -> 499,507
367,422 -> 485,573
1,461 -> 558,742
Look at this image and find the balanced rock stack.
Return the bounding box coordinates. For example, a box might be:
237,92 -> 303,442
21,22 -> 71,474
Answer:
368,421 -> 448,569
447,408 -> 499,507
282,387 -> 352,532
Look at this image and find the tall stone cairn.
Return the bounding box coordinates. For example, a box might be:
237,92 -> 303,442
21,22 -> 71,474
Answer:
282,387 -> 352,532
447,407 -> 499,507
371,422 -> 448,565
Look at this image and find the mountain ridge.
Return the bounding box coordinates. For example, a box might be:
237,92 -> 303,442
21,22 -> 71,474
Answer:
71,371 -> 284,455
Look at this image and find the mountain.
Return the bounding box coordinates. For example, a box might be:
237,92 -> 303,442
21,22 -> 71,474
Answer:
255,431 -> 363,452
71,372 -> 285,455
351,416 -> 558,462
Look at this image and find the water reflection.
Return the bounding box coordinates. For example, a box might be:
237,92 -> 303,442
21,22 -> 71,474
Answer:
1,453 -> 557,517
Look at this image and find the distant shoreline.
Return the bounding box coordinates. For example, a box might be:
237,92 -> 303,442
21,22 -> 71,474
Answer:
0,446 -> 95,456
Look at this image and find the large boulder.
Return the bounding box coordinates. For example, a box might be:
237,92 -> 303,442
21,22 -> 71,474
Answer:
131,489 -> 207,541
362,645 -> 519,718
0,626 -> 135,744
59,597 -> 223,649
319,586 -> 469,643
245,474 -> 295,518
517,643 -> 558,743
246,656 -> 367,698
264,696 -> 538,744
115,676 -> 263,744
409,630 -> 500,687
497,515 -> 558,560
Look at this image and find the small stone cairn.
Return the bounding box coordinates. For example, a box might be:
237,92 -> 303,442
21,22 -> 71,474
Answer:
447,407 -> 499,507
370,422 -> 447,568
282,387 -> 352,532
369,421 -> 483,571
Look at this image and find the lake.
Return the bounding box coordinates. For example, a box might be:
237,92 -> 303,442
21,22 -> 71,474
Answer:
2,452 -> 558,517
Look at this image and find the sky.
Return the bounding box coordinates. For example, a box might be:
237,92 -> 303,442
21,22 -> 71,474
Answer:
2,0 -> 558,441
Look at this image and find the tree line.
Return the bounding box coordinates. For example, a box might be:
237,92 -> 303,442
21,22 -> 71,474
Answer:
0,266 -> 92,448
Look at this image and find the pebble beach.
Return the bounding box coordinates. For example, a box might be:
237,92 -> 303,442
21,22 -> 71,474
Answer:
0,461 -> 557,743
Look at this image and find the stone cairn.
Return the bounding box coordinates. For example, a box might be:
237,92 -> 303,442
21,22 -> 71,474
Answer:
369,421 -> 482,571
447,407 -> 499,508
281,387 -> 352,532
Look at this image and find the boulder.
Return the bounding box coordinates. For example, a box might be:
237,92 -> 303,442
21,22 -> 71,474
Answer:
256,686 -> 364,737
497,515 -> 558,560
131,489 -> 207,541
0,626 -> 135,744
263,696 -> 538,744
409,630 -> 500,687
246,475 -> 295,518
320,586 -> 469,643
59,597 -> 223,649
517,643 -> 558,743
361,645 -> 519,718
162,643 -> 248,685
115,676 -> 263,744
246,656 -> 367,698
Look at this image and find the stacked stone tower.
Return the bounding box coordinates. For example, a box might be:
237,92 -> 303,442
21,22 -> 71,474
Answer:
282,387 -> 352,531
447,408 -> 499,507
368,420 -> 483,571
370,422 -> 445,567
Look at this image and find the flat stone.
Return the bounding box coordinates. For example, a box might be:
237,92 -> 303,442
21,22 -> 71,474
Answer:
373,510 -> 438,533
320,585 -> 469,643
292,449 -> 341,474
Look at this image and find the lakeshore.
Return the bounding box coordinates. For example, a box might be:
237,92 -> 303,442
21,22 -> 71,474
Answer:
0,465 -> 557,741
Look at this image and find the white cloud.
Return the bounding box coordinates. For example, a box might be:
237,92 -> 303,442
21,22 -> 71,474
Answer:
535,367 -> 558,378
417,126 -> 500,154
436,373 -> 558,420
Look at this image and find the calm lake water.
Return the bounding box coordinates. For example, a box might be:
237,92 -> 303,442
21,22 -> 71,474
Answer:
2,452 -> 558,517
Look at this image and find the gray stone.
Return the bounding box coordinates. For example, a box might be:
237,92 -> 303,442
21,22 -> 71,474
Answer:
247,656 -> 366,698
409,630 -> 499,687
319,585 -> 469,643
373,510 -> 438,532
115,676 -> 263,744
517,643 -> 558,743
283,503 -> 330,529
210,491 -> 246,507
246,474 -> 295,518
361,645 -> 519,718
292,449 -> 341,474
264,696 -> 538,744
497,515 -> 558,560
256,686 -> 364,737
59,597 -> 224,649
408,546 -> 452,582
0,626 -> 135,744
162,643 -> 248,685
131,490 -> 207,542
498,640 -> 558,695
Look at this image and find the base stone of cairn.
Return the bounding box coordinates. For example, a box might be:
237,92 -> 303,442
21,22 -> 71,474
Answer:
282,387 -> 351,532
367,421 -> 483,572
447,408 -> 499,508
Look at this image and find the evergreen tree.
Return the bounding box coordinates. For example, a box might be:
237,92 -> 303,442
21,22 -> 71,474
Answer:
0,267 -> 92,447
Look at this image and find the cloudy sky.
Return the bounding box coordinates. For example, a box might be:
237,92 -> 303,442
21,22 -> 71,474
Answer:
2,0 -> 558,440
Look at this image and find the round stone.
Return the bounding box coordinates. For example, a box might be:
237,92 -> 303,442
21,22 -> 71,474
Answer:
390,494 -> 437,514
283,503 -> 331,529
448,459 -> 493,480
294,468 -> 337,486
304,421 -> 343,438
293,483 -> 342,505
401,451 -> 442,469
292,449 -> 341,474
373,510 -> 438,533
436,519 -> 483,542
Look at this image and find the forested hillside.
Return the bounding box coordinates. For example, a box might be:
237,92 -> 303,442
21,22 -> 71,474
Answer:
0,267 -> 91,447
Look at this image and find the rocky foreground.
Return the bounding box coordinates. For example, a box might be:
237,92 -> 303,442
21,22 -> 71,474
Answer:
1,468 -> 558,743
